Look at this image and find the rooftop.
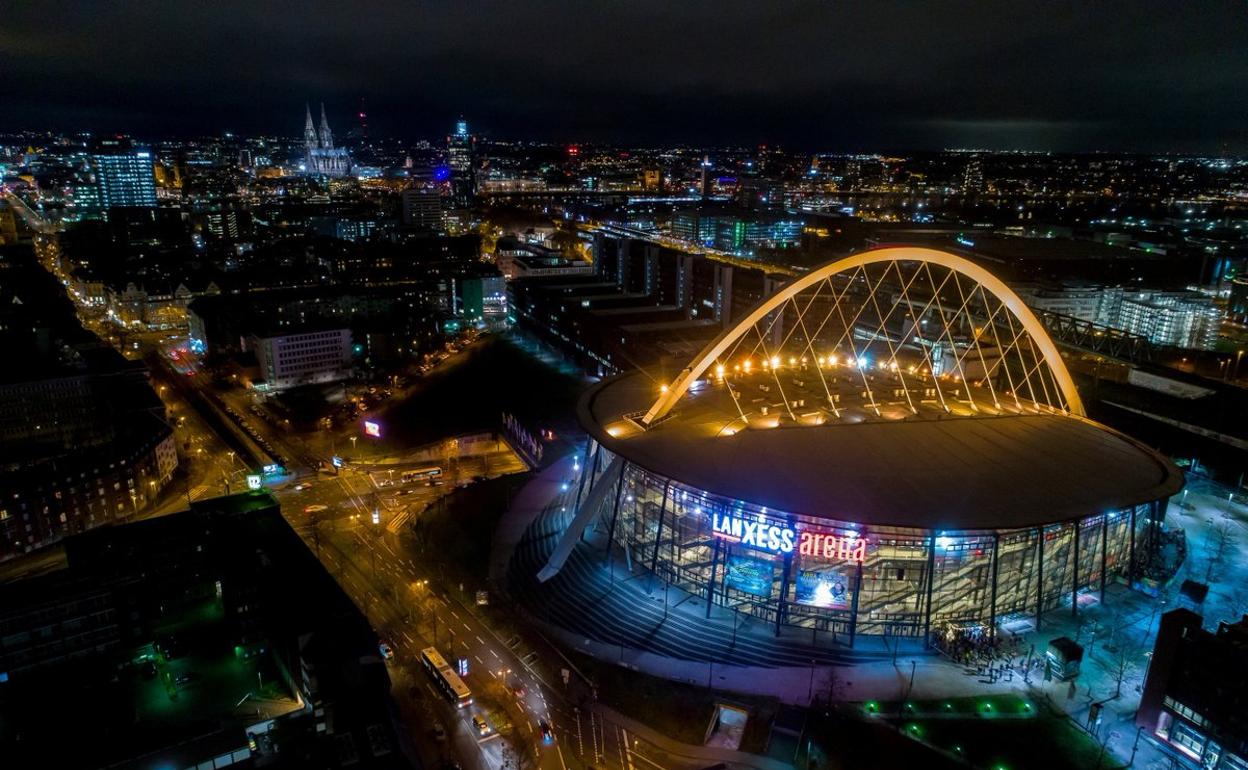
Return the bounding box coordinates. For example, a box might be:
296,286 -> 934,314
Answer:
580,369 -> 1183,530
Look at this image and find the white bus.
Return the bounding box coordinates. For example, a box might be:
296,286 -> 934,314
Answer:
402,466 -> 443,484
420,647 -> 472,708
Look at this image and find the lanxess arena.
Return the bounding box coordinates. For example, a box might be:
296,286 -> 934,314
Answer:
538,247 -> 1182,647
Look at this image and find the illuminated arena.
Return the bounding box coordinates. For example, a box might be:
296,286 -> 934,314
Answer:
539,247 -> 1183,647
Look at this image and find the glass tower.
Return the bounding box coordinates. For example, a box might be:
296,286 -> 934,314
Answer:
447,119 -> 475,208
92,146 -> 158,208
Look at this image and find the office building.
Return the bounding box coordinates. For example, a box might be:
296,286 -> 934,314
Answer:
671,206 -> 805,254
91,139 -> 157,209
1116,291 -> 1221,350
1138,609 -> 1248,769
447,119 -> 476,208
249,327 -> 353,391
401,188 -> 444,230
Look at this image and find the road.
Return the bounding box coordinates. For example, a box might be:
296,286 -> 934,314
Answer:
278,469 -> 639,770
33,238 -> 712,770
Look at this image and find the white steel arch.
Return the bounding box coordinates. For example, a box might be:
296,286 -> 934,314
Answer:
642,246 -> 1085,424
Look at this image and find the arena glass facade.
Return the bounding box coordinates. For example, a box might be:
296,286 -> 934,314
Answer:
575,439 -> 1162,647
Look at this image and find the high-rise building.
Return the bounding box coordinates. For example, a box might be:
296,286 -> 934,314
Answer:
700,155 -> 712,198
962,155 -> 984,193
447,119 -> 476,208
91,139 -> 157,209
401,189 -> 444,230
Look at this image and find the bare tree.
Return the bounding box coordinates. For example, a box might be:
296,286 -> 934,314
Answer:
1204,518 -> 1236,583
1099,637 -> 1143,699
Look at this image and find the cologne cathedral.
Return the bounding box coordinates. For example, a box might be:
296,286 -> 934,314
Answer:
302,103 -> 351,177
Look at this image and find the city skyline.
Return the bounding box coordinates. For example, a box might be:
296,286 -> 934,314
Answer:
3,1 -> 1246,153
3,7 -> 1248,769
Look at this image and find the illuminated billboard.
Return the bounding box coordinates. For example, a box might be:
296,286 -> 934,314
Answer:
723,554 -> 774,597
795,567 -> 851,609
364,420 -> 381,438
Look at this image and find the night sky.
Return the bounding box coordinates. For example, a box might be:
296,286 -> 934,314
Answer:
2,1 -> 1245,152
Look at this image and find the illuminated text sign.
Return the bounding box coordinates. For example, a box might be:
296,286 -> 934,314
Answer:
798,531 -> 867,563
711,511 -> 867,562
712,511 -> 795,553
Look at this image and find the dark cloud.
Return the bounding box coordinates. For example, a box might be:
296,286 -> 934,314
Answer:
1,1 -> 1244,151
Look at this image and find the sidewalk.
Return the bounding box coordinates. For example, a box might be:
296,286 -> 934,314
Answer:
602,704 -> 794,770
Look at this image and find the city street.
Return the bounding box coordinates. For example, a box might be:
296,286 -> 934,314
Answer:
274,464 -> 716,770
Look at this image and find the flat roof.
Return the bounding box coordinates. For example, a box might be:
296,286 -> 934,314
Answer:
580,371 -> 1183,531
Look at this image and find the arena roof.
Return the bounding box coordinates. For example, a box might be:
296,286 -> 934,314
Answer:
579,370 -> 1184,531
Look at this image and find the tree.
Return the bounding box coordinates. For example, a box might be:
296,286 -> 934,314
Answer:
1204,518 -> 1236,584
1098,636 -> 1143,700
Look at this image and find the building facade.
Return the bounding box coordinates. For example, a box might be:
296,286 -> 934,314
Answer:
447,119 -> 476,208
249,327 -> 353,391
574,437 -> 1166,644
91,140 -> 158,209
401,188 -> 444,230
1138,609 -> 1248,769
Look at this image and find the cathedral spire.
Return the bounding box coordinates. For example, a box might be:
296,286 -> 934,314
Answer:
304,104 -> 318,150
319,103 -> 334,150
304,104 -> 319,151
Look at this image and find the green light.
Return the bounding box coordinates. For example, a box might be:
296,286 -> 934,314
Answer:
944,702 -> 953,710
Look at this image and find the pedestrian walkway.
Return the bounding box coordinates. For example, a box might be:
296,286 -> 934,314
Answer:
602,704 -> 794,770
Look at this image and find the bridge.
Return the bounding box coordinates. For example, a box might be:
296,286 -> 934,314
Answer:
1032,308 -> 1156,364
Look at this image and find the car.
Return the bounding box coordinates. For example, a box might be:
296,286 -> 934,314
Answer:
378,641 -> 394,660
539,720 -> 554,744
294,482 -> 312,491
471,715 -> 491,736
175,672 -> 197,686
431,724 -> 447,743
511,685 -> 526,698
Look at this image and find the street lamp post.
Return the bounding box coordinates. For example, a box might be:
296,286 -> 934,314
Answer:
1128,724 -> 1145,767
808,659 -> 817,705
